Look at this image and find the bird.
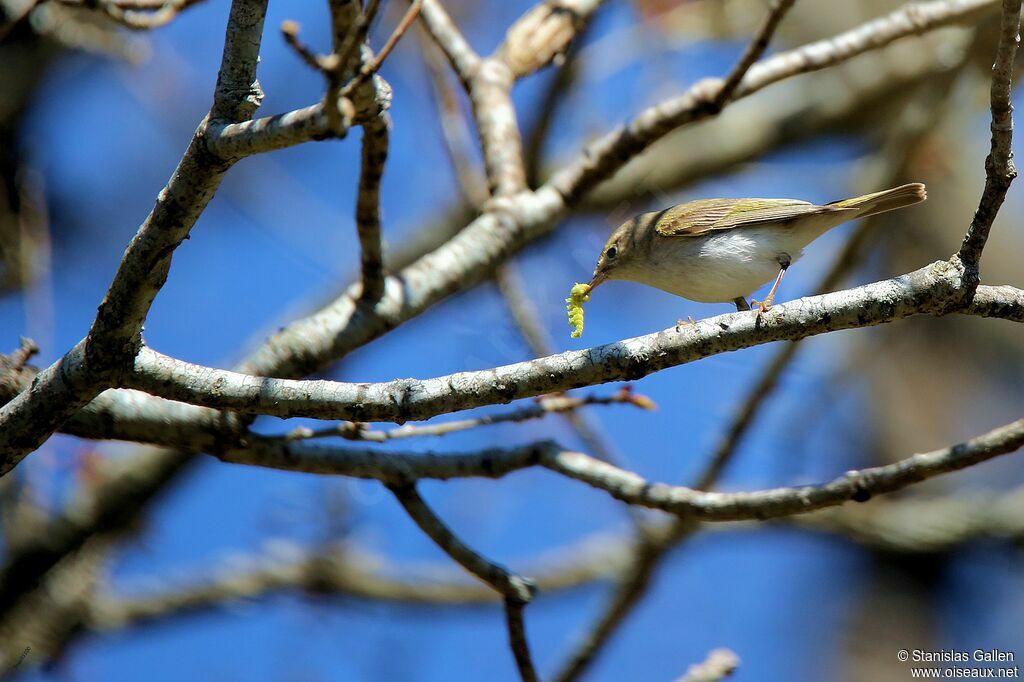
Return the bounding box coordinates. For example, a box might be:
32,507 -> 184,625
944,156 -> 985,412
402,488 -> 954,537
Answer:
586,183 -> 927,313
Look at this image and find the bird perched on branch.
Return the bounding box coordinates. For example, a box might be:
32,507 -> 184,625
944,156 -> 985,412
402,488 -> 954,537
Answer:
586,183 -> 927,313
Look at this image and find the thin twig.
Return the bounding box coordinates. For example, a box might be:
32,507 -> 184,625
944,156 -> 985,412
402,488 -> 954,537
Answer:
354,111 -> 389,301
8,339 -> 39,370
388,483 -> 535,599
280,20 -> 324,71
957,0 -> 1021,273
323,0 -> 394,302
713,0 -> 797,108
341,0 -> 423,97
336,0 -> 383,75
279,389 -> 653,442
389,483 -> 538,679
504,599 -> 540,682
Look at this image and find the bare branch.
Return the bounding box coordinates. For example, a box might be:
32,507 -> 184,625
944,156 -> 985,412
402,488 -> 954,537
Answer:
279,389 -> 653,441
549,0 -> 1002,203
125,262 -> 1014,424
542,418 -> 1024,521
80,529 -> 640,634
389,483 -> 535,600
958,0 -> 1021,271
495,262 -> 630,467
240,0 -> 1000,384
214,416 -> 1024,528
389,483 -> 538,679
342,0 -> 423,96
205,103 -> 353,159
354,108 -> 389,300
418,0 -> 481,85
280,20 -> 324,72
0,0 -> 269,475
713,0 -> 796,108
419,0 -> 602,197
323,1 -> 395,302
333,0 -> 382,79
505,599 -> 540,682
73,486 -> 1024,637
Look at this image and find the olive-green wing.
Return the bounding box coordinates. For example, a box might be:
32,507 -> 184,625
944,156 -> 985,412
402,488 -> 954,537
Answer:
653,198 -> 848,237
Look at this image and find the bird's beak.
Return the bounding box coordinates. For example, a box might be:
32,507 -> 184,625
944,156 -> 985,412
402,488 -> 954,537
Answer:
588,271 -> 607,289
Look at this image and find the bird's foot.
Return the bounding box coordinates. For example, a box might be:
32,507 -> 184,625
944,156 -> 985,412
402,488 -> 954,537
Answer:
675,316 -> 696,331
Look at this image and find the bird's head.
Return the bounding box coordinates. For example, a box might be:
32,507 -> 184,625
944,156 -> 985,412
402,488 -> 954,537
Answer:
589,216 -> 646,289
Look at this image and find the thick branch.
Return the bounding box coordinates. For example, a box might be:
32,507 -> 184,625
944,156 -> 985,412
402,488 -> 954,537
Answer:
0,0 -> 269,474
127,262 -> 1000,424
205,103 -> 353,159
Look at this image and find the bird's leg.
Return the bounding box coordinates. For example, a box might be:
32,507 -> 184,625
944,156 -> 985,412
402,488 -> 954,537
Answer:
675,315 -> 696,331
752,253 -> 791,314
733,297 -> 751,312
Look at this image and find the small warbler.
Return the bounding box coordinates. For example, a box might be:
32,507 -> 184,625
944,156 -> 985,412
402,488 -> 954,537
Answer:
586,183 -> 926,313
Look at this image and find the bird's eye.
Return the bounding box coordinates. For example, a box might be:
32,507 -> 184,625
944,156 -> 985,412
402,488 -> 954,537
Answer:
605,246 -> 618,259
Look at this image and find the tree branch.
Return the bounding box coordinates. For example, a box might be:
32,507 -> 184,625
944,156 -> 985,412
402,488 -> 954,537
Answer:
957,0 -> 1021,272
71,486 -> 1024,639
239,0 -> 1000,386
549,0 -> 1002,203
278,389 -> 652,441
418,0 -> 481,86
389,483 -> 538,680
713,0 -> 796,108
0,0 -> 269,475
542,418 -> 1024,521
125,264 -> 1020,424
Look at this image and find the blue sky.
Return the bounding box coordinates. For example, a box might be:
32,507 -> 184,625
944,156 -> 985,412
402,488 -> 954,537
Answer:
5,1 -> 1024,680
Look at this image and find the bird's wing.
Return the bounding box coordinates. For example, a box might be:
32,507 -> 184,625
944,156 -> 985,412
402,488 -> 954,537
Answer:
653,198 -> 850,237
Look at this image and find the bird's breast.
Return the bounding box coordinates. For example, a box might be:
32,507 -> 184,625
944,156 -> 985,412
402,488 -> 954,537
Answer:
624,227 -> 808,302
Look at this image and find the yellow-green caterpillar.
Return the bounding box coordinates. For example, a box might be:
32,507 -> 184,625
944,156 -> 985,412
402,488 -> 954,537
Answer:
566,282 -> 591,338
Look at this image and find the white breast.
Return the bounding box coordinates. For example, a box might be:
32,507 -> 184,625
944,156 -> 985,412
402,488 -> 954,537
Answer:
624,225 -> 821,303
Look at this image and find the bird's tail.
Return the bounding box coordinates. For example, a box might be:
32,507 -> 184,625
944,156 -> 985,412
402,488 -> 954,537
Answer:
827,183 -> 927,218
